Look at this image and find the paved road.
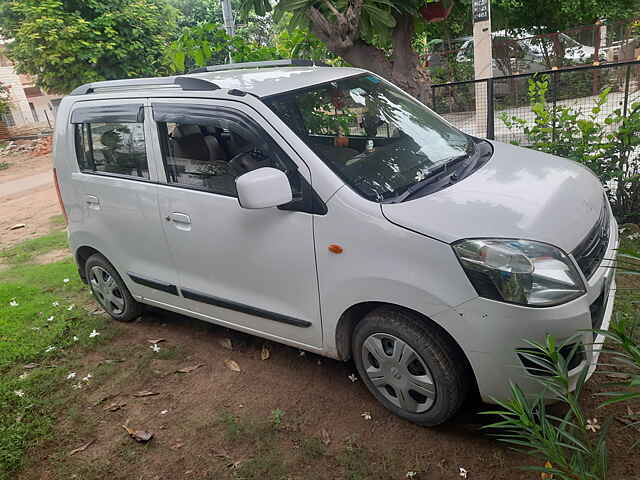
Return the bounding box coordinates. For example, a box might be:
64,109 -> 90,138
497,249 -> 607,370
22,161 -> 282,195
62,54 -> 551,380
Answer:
0,171 -> 52,198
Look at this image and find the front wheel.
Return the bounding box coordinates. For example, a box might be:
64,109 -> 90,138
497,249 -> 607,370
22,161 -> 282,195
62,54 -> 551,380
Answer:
352,306 -> 471,426
85,253 -> 143,322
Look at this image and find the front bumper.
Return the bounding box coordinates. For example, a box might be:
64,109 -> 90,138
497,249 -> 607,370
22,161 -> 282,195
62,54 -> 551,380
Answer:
433,214 -> 619,403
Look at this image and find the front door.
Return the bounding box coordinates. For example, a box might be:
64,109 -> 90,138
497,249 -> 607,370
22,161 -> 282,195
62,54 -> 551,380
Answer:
148,99 -> 323,349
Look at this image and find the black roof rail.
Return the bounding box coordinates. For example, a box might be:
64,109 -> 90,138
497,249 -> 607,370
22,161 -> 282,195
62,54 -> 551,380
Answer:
188,58 -> 328,74
69,76 -> 220,96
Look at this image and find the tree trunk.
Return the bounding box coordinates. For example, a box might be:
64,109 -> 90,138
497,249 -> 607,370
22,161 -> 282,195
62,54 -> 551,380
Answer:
306,4 -> 432,105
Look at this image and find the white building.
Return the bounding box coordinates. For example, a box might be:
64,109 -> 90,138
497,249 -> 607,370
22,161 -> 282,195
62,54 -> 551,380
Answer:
0,41 -> 61,128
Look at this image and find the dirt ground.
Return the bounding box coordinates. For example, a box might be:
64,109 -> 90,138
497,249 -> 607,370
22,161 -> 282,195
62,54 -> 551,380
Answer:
2,151 -> 640,479
0,152 -> 60,247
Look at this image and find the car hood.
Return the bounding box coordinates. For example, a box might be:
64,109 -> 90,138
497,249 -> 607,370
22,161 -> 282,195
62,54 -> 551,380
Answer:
381,141 -> 604,252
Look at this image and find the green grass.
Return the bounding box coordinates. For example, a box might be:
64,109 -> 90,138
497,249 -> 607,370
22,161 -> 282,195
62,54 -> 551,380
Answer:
0,162 -> 8,171
0,252 -> 114,478
0,230 -> 68,265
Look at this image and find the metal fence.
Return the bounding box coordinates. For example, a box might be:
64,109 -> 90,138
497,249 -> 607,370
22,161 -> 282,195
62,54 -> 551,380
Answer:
430,60 -> 640,144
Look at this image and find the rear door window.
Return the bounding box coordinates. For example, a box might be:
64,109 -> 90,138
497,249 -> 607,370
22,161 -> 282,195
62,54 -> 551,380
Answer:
72,103 -> 150,179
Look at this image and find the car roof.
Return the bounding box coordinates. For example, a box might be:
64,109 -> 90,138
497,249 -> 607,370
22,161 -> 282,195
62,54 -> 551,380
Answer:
184,66 -> 367,97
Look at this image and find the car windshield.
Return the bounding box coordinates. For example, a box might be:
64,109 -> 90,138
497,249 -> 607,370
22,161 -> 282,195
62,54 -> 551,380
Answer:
264,74 -> 472,202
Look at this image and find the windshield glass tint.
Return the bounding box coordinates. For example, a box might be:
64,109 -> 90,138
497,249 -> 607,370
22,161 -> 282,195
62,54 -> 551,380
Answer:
265,74 -> 471,201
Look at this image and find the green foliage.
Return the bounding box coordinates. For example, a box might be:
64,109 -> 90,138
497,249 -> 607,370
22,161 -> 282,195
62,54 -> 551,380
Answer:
484,335 -> 610,480
0,83 -> 9,115
166,23 -> 281,72
0,230 -> 67,265
501,76 -> 640,223
270,408 -> 285,426
491,0 -> 639,33
0,0 -> 179,94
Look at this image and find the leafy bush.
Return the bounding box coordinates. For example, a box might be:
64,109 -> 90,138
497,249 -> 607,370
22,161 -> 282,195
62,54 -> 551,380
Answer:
484,336 -> 610,480
501,76 -> 640,223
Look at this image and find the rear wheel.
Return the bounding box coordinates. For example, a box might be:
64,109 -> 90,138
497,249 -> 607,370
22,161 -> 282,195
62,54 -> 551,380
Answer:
352,306 -> 470,426
85,254 -> 142,322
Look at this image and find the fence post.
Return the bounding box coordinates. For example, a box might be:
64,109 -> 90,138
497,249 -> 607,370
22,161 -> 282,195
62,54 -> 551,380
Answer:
551,71 -> 558,144
486,78 -> 494,139
431,85 -> 436,111
623,63 -> 631,117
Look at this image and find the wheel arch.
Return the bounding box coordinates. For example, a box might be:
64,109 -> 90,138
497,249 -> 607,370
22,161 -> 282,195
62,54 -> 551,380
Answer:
335,301 -> 479,396
75,245 -> 102,283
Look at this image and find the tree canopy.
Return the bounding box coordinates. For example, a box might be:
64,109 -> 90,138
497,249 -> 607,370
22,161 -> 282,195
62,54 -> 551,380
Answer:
0,0 -> 179,94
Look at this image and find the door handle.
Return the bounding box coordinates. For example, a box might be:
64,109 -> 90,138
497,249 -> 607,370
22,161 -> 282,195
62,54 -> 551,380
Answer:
166,212 -> 191,224
85,195 -> 100,210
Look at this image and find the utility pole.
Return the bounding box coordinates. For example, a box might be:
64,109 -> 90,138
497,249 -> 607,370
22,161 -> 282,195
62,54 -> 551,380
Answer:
221,0 -> 236,63
472,0 -> 492,136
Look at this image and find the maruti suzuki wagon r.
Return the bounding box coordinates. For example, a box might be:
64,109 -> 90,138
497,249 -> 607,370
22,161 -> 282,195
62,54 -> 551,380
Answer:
53,59 -> 618,425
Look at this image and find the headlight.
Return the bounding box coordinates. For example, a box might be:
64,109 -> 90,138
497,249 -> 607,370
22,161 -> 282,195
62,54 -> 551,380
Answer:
452,239 -> 585,307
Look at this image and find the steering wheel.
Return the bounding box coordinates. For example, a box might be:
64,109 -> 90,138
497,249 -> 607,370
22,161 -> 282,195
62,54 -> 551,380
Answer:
229,148 -> 271,177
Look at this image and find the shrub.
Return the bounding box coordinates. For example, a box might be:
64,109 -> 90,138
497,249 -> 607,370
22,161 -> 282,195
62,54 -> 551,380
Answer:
500,76 -> 640,223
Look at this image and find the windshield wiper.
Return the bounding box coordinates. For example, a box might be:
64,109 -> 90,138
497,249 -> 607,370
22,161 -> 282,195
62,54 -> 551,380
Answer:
386,154 -> 469,203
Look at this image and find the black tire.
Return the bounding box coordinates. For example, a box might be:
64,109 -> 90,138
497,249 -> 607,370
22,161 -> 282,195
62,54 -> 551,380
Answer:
352,306 -> 470,426
85,253 -> 143,322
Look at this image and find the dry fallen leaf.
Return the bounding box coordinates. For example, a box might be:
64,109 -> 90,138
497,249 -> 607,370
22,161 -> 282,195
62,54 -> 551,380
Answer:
171,442 -> 185,450
606,372 -> 631,380
69,439 -> 95,456
93,392 -> 121,407
320,428 -> 331,446
104,401 -> 127,412
219,338 -> 233,350
176,363 -> 204,374
122,424 -> 154,443
23,363 -> 40,369
224,359 -> 241,373
541,460 -> 554,479
9,223 -> 26,230
133,390 -> 159,397
147,338 -> 166,344
261,345 -> 270,361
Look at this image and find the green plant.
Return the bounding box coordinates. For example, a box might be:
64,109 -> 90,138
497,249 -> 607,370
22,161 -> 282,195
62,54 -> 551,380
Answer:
501,75 -> 640,223
270,408 -> 285,427
0,162 -> 8,171
484,335 -> 610,480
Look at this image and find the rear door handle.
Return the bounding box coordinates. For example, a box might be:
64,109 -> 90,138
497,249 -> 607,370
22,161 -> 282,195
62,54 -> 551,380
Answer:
85,195 -> 100,210
166,212 -> 191,231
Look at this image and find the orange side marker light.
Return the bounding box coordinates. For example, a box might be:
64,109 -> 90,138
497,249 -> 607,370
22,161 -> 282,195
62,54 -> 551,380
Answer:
328,244 -> 343,254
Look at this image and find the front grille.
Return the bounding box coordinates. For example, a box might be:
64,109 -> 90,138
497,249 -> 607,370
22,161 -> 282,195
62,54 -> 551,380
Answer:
572,200 -> 610,279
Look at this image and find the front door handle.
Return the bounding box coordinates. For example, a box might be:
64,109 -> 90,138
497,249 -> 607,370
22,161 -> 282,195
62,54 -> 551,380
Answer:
166,212 -> 191,231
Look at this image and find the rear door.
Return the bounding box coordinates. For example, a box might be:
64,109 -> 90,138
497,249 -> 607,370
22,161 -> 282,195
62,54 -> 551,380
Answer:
147,98 -> 323,349
68,99 -> 180,304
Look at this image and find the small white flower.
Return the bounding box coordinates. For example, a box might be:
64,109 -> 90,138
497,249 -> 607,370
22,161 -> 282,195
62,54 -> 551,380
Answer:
44,345 -> 56,353
406,472 -> 417,479
150,343 -> 160,353
9,300 -> 18,307
66,372 -> 77,380
66,304 -> 75,311
47,316 -> 54,322
18,373 -> 29,380
14,390 -> 25,397
52,301 -> 59,307
629,233 -> 640,241
72,383 -> 82,390
31,327 -> 40,331
89,329 -> 100,338
348,373 -> 358,383
82,374 -> 92,382
361,411 -> 372,420
459,467 -> 468,479
298,350 -> 306,356
63,278 -> 70,283
73,336 -> 79,342
586,418 -> 600,433
160,409 -> 168,415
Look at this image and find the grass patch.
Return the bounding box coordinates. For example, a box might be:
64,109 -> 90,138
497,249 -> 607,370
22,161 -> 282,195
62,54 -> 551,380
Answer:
0,251 -> 115,479
0,162 -> 8,171
0,230 -> 68,265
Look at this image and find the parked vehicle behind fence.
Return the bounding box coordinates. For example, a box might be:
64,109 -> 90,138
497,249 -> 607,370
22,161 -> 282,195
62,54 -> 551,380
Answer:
53,60 -> 618,425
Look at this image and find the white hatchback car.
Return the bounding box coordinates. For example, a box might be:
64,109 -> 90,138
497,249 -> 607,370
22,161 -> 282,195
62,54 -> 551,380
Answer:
53,60 -> 617,425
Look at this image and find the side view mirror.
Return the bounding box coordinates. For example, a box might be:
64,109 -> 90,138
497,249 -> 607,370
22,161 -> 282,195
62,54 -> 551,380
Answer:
236,167 -> 293,209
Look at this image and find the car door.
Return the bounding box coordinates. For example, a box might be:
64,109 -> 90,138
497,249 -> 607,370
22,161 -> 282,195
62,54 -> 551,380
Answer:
148,99 -> 323,349
68,99 -> 180,305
